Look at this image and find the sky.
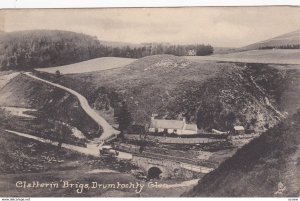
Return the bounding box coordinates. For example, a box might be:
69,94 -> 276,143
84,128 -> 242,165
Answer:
1,7 -> 300,47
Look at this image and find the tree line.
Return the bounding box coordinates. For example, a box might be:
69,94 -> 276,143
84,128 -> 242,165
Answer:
0,30 -> 214,70
259,44 -> 300,49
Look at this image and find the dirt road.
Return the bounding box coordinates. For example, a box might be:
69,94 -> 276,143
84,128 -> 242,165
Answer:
24,72 -> 120,143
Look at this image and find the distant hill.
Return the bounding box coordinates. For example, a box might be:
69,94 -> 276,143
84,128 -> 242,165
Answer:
240,30 -> 300,51
184,110 -> 300,197
35,55 -> 294,132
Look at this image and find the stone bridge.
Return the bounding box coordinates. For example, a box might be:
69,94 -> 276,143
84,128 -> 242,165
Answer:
131,155 -> 214,179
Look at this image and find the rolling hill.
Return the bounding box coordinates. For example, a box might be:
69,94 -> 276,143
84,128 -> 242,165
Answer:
186,30 -> 300,65
240,30 -> 300,51
184,110 -> 300,197
34,54 -> 297,132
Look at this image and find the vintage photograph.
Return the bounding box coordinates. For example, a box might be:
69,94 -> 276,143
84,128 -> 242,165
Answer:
0,6 -> 299,197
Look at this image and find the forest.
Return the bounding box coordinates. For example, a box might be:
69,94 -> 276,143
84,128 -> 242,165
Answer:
0,30 -> 214,70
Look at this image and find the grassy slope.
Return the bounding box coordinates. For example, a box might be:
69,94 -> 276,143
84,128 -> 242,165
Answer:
34,54 -> 292,132
187,49 -> 300,65
240,30 -> 300,50
36,57 -> 136,75
0,74 -> 100,141
185,111 -> 300,197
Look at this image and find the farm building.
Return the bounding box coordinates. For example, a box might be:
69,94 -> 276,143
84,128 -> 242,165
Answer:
148,117 -> 198,135
233,126 -> 245,135
187,49 -> 196,56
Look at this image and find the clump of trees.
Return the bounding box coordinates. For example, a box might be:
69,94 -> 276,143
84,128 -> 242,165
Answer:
139,43 -> 214,56
0,30 -> 214,70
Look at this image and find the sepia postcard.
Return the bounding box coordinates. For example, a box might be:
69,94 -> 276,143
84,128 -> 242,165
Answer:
0,6 -> 299,198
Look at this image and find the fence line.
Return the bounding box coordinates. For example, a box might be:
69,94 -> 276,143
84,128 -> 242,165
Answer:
125,134 -> 226,144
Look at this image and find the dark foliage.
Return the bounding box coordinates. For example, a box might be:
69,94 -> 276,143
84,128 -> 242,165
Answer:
259,44 -> 300,49
0,30 -> 214,70
0,30 -> 101,70
115,101 -> 133,135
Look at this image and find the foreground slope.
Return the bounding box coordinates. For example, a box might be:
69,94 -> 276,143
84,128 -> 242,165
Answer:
184,111 -> 300,197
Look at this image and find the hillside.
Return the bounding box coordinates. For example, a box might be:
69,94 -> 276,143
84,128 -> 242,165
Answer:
36,57 -> 136,74
0,73 -> 100,142
185,110 -> 300,197
0,30 -> 103,70
34,54 -> 296,132
240,30 -> 300,51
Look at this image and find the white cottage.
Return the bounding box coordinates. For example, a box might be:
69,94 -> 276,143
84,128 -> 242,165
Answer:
188,49 -> 196,56
233,126 -> 245,135
149,117 -> 198,135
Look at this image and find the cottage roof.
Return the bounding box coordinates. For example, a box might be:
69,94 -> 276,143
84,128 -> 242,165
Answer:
150,119 -> 184,129
234,126 -> 245,131
150,119 -> 198,131
185,124 -> 198,131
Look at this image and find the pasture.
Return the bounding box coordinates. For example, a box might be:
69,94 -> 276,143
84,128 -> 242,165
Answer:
36,57 -> 136,74
186,49 -> 300,65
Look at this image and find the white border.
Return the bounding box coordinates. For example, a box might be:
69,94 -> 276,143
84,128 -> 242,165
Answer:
0,0 -> 300,201
0,197 -> 297,200
0,0 -> 299,8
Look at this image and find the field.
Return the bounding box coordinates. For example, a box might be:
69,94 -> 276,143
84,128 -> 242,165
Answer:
186,49 -> 300,65
0,71 -> 19,88
36,57 -> 136,74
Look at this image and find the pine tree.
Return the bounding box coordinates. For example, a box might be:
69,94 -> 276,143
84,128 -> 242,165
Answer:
116,101 -> 132,137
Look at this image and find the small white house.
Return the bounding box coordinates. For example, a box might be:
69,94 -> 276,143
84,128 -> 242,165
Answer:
149,117 -> 198,135
233,126 -> 245,135
188,49 -> 196,56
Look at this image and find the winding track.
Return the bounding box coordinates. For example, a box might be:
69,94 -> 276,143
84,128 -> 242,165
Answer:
23,72 -> 120,142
